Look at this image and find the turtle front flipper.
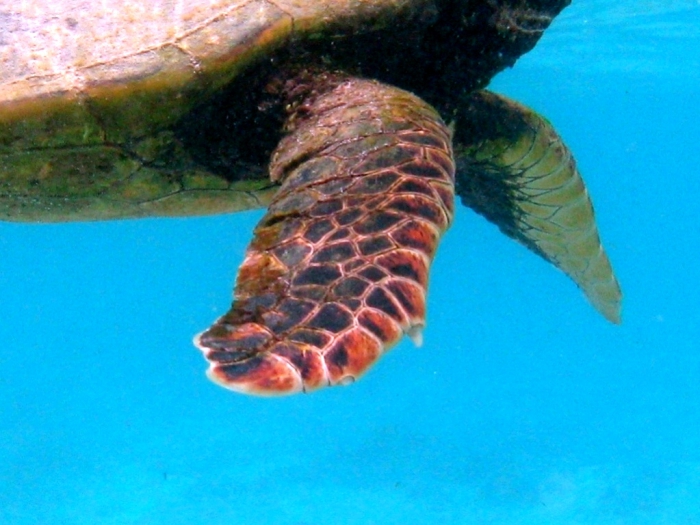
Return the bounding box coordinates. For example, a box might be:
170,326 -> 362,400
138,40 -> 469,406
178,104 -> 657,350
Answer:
453,90 -> 622,323
196,76 -> 454,395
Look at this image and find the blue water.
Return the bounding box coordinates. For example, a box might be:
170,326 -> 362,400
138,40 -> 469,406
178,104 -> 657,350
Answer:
2,2 -> 699,523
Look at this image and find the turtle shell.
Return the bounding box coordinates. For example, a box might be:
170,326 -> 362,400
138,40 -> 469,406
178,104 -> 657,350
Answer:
0,0 -> 569,220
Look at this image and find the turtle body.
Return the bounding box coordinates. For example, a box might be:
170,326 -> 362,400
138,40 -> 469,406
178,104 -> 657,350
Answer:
0,0 -> 622,395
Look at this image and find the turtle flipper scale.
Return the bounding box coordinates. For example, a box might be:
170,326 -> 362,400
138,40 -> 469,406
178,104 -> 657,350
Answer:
195,78 -> 454,395
453,90 -> 622,324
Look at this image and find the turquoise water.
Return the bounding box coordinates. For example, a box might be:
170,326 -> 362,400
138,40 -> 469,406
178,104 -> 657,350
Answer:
2,2 -> 699,523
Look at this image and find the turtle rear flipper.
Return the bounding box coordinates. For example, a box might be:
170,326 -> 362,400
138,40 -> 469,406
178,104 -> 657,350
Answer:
453,90 -> 622,324
195,77 -> 454,395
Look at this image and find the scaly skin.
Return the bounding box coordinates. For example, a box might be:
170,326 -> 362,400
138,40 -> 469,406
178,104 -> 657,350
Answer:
454,91 -> 622,323
195,76 -> 454,395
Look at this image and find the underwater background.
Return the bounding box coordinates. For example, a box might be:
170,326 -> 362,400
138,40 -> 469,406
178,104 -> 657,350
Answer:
1,1 -> 699,523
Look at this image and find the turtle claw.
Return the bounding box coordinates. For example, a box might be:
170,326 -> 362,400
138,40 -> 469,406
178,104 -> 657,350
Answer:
205,348 -> 305,396
407,325 -> 424,347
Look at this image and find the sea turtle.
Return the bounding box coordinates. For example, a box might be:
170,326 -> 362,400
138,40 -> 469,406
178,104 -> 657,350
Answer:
0,0 -> 621,396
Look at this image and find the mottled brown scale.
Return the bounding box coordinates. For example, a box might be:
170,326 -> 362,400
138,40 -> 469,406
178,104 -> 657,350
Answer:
288,329 -> 332,348
366,287 -> 409,325
261,298 -> 315,334
333,276 -> 371,298
391,220 -> 441,257
359,236 -> 396,256
336,208 -> 365,226
310,200 -> 343,217
311,241 -> 356,263
376,250 -> 429,287
196,77 -> 455,395
306,303 -> 354,332
358,266 -> 387,282
393,176 -> 437,196
385,279 -> 426,321
342,258 -> 365,272
325,328 -> 383,383
302,219 -> 336,243
292,265 -> 341,286
290,285 -> 326,301
339,298 -> 363,312
272,241 -> 312,267
328,228 -> 351,241
348,172 -> 402,195
353,211 -> 404,235
358,309 -> 403,345
386,194 -> 448,225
